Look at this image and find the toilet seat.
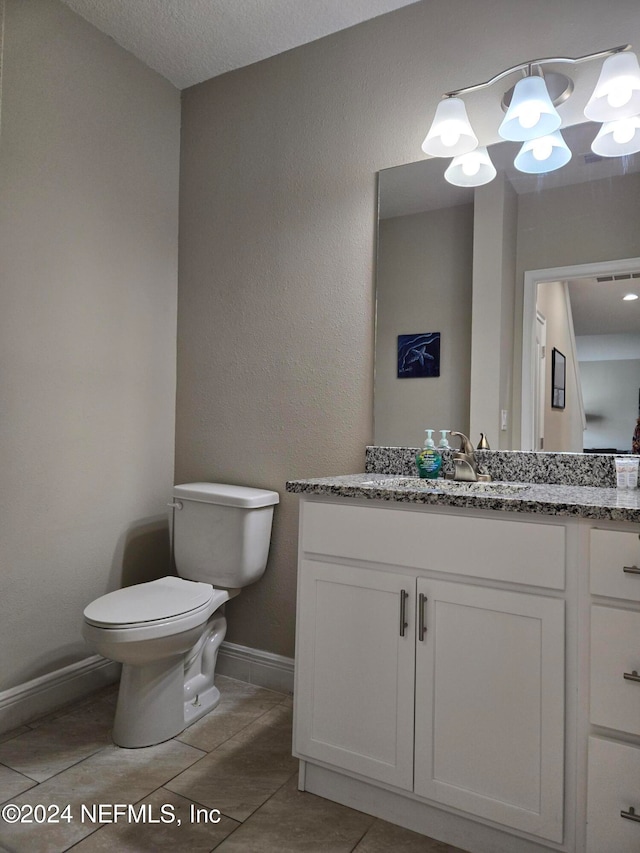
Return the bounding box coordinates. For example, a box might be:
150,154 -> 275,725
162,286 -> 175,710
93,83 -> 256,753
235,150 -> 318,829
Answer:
84,577 -> 214,629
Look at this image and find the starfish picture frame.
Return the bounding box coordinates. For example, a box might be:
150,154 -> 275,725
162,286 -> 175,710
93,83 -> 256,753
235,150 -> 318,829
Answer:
397,332 -> 441,378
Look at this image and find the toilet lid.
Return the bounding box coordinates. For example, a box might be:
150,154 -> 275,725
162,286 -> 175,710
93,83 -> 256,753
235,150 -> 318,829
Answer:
84,577 -> 214,628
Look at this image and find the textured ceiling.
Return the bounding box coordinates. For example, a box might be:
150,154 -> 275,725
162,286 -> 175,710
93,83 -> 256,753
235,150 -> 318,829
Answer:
60,0 -> 421,89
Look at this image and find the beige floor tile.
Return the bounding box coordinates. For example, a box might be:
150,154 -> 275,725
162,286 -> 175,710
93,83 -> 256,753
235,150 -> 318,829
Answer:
0,727 -> 30,746
25,684 -> 119,730
0,763 -> 37,803
0,739 -> 204,853
213,674 -> 285,699
69,787 -> 240,852
0,699 -> 114,782
214,774 -> 375,852
353,818 -> 469,852
225,702 -> 292,744
177,684 -> 286,752
167,705 -> 296,821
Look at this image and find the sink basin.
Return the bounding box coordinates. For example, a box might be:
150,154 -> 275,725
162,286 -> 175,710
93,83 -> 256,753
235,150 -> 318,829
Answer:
362,477 -> 530,496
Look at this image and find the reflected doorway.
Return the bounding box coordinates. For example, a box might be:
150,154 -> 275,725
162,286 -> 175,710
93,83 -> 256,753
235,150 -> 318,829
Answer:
522,257 -> 640,452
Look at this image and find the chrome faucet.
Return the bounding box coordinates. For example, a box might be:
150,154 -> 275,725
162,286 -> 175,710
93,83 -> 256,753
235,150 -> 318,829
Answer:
447,432 -> 492,482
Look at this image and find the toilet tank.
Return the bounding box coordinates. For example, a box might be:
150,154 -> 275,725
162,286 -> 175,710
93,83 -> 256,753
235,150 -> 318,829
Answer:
170,483 -> 279,588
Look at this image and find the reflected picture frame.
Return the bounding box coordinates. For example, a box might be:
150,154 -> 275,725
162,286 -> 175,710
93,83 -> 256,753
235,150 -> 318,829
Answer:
551,348 -> 566,410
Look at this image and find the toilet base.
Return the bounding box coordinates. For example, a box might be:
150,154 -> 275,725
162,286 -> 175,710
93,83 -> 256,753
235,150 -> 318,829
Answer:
183,611 -> 227,728
113,656 -> 186,748
112,610 -> 228,748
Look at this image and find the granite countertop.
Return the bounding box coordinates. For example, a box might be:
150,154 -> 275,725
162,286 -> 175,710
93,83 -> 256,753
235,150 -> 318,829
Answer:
285,472 -> 640,523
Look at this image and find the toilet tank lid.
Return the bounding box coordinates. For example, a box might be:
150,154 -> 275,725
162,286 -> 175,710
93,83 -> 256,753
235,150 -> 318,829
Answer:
173,482 -> 279,508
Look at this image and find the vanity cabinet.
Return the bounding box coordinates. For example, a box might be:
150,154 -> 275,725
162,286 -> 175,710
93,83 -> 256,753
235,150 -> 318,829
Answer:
294,498 -> 567,845
587,528 -> 640,853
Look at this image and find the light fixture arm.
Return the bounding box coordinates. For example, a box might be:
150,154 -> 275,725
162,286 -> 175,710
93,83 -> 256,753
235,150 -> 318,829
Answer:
442,44 -> 631,100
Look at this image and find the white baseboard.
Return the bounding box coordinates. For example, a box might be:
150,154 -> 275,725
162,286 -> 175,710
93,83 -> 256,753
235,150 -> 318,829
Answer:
0,642 -> 293,736
0,656 -> 120,735
217,641 -> 294,695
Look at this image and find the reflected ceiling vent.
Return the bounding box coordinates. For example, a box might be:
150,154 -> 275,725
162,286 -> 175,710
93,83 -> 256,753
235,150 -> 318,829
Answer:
596,272 -> 640,281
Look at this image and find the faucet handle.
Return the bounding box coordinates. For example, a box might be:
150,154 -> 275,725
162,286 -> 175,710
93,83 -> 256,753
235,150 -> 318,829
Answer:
450,431 -> 474,456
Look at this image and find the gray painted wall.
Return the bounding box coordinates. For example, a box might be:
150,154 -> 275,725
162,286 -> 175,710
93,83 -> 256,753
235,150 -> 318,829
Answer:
0,0 -> 180,689
581,360 -> 640,452
177,0 -> 640,658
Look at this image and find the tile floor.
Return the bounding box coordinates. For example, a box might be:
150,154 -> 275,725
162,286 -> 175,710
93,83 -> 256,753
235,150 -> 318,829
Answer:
0,676 -> 467,852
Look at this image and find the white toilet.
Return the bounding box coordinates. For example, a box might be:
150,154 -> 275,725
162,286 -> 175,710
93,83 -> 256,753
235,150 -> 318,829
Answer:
82,482 -> 279,748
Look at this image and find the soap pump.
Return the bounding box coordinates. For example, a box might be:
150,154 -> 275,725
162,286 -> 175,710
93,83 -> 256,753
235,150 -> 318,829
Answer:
439,430 -> 450,449
415,429 -> 443,480
477,433 -> 490,450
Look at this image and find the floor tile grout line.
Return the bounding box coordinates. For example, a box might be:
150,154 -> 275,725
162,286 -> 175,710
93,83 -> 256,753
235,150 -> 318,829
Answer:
164,760 -> 297,825
174,696 -> 290,757
348,814 -> 379,852
0,683 -> 294,849
2,733 -> 208,795
0,740 -> 114,785
20,688 -> 120,733
61,783 -> 244,852
3,686 -> 286,794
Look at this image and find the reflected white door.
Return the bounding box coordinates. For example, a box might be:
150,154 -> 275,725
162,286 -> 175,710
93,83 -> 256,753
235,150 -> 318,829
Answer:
534,311 -> 547,451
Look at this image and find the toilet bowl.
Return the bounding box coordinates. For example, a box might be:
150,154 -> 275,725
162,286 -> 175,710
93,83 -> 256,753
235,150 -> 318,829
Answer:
82,483 -> 278,748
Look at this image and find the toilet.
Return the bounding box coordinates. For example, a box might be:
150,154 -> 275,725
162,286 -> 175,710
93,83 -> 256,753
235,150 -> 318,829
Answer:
82,482 -> 279,748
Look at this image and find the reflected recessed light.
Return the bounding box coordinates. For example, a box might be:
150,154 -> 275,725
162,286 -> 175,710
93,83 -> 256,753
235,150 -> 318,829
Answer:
623,293 -> 639,300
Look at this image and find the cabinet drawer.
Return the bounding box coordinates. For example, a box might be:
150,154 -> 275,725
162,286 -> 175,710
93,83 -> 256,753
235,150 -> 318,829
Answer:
587,737 -> 640,853
591,605 -> 640,735
591,529 -> 640,601
302,501 -> 565,589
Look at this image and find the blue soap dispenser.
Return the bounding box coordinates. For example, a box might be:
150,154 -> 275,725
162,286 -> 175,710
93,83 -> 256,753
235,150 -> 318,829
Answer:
416,429 -> 442,479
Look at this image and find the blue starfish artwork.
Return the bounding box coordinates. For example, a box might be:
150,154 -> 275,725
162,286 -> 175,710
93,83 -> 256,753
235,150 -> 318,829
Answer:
397,333 -> 441,378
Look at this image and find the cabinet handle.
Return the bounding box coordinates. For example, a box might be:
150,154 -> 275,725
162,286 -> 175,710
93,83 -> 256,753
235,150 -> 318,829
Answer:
623,565 -> 640,575
621,806 -> 640,823
418,593 -> 427,642
623,670 -> 640,683
399,589 -> 408,637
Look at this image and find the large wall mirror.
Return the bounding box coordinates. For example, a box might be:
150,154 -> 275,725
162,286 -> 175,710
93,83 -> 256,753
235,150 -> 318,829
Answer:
375,121 -> 640,452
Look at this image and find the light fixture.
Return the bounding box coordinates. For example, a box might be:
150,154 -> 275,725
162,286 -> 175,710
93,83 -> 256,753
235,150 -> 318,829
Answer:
498,75 -> 561,141
584,51 -> 640,121
591,115 -> 640,156
444,147 -> 496,186
421,45 -> 640,187
514,131 -> 572,174
421,97 -> 478,157
623,293 -> 639,301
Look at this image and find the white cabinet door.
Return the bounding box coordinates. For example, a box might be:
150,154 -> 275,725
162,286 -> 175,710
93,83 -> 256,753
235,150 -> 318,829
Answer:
414,579 -> 565,842
587,737 -> 640,853
294,560 -> 415,790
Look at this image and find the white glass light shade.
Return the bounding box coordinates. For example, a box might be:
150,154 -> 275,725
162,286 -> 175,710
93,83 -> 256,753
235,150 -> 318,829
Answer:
498,76 -> 561,141
422,97 -> 478,157
514,131 -> 572,174
591,115 -> 640,156
584,51 -> 640,122
444,147 -> 497,187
